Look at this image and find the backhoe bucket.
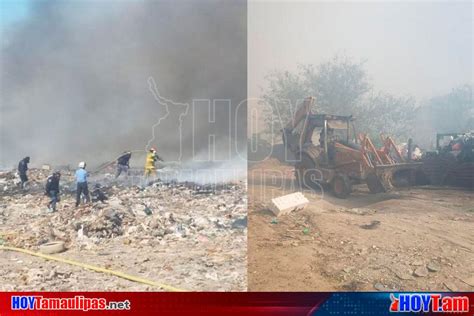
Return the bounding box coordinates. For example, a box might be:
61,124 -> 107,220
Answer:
368,162 -> 422,193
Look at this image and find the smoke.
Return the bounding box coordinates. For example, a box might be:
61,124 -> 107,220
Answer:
158,157 -> 247,185
0,0 -> 247,169
154,136 -> 246,184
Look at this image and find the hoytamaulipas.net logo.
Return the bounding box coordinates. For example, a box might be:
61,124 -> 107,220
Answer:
11,295 -> 131,311
390,293 -> 469,313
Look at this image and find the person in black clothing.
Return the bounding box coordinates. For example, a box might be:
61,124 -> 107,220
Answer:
319,128 -> 337,163
91,183 -> 108,203
45,171 -> 61,212
18,156 -> 30,189
115,151 -> 132,178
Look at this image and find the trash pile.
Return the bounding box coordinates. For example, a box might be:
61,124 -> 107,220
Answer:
434,131 -> 474,162
422,132 -> 474,187
1,168 -> 58,195
0,168 -> 247,291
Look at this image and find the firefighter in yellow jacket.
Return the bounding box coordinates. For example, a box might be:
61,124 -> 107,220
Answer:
144,147 -> 163,177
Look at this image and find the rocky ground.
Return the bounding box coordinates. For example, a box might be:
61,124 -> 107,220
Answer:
0,168 -> 247,291
248,159 -> 474,291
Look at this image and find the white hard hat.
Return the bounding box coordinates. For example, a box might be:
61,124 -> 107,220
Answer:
78,161 -> 86,168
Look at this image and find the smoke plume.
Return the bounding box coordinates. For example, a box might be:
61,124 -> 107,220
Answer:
0,0 -> 247,169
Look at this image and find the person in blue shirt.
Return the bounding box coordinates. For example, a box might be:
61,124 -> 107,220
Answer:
75,161 -> 90,207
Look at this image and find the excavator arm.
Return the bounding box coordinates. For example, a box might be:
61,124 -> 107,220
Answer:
282,97 -> 315,153
284,96 -> 315,131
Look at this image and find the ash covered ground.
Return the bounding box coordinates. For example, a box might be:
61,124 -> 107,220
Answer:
0,166 -> 247,291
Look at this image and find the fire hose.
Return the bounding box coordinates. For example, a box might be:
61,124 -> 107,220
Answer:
90,149 -> 167,175
90,150 -> 146,174
0,245 -> 186,292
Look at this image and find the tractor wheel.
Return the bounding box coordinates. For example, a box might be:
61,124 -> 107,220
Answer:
331,174 -> 352,199
295,154 -> 323,191
366,173 -> 387,194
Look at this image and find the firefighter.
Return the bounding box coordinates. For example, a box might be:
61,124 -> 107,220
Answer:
45,171 -> 61,212
144,147 -> 163,178
75,161 -> 90,207
116,151 -> 132,178
18,156 -> 30,189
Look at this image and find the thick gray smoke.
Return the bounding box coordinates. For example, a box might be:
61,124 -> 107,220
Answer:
0,0 -> 247,169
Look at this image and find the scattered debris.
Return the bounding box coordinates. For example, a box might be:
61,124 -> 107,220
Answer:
374,282 -> 398,292
392,267 -> 414,280
39,241 -> 66,254
344,208 -> 377,215
373,283 -> 385,291
427,261 -> 441,272
342,266 -> 353,273
249,154 -> 474,291
91,184 -> 108,203
269,192 -> 309,216
0,168 -> 247,291
1,245 -> 184,291
141,203 -> 153,216
231,217 -> 247,229
360,220 -> 381,230
413,266 -> 429,277
422,132 -> 474,187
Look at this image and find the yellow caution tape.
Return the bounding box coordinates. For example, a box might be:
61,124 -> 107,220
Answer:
0,245 -> 186,292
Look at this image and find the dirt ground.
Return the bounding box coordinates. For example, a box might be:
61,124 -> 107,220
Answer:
248,159 -> 474,291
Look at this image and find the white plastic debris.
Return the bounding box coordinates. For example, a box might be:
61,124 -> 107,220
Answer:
269,192 -> 309,216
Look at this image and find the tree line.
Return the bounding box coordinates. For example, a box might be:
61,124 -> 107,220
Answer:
257,55 -> 472,149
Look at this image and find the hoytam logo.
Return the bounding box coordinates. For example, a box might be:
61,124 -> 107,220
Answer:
11,295 -> 131,311
390,293 -> 469,313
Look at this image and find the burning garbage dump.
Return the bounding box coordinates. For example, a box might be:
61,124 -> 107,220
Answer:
0,159 -> 247,291
0,0 -> 248,292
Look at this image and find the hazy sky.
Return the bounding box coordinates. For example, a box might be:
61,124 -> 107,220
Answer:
248,1 -> 473,101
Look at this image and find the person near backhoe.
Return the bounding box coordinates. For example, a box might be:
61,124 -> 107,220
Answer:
144,147 -> 163,177
115,151 -> 132,178
75,161 -> 90,207
17,156 -> 30,189
319,128 -> 337,163
319,128 -> 337,146
45,171 -> 61,212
